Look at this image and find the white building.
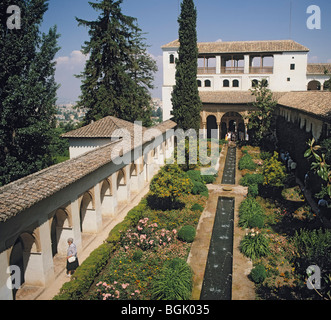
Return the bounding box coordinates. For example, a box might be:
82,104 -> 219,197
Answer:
162,39 -> 331,122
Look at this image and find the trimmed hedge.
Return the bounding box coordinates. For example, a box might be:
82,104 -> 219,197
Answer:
53,200 -> 148,300
178,225 -> 196,243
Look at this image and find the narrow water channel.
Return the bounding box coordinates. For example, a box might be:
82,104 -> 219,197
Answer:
200,197 -> 234,300
221,146 -> 236,185
200,146 -> 236,300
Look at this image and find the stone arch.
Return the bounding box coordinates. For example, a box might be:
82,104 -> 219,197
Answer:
9,232 -> 40,298
221,112 -> 245,139
117,169 -> 126,187
50,208 -> 70,257
100,178 -> 115,217
307,80 -> 321,91
79,191 -> 96,233
207,115 -> 217,139
117,168 -> 128,203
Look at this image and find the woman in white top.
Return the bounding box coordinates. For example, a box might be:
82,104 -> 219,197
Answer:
66,238 -> 79,277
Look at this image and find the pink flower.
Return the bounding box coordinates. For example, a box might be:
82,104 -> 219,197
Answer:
122,283 -> 129,289
135,290 -> 140,294
149,240 -> 154,245
137,226 -> 143,231
131,293 -> 135,296
172,229 -> 177,234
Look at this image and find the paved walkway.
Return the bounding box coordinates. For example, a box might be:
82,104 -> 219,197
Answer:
188,145 -> 256,300
16,183 -> 151,300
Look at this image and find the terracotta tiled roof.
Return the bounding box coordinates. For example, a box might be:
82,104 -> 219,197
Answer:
199,91 -> 286,104
0,119 -> 177,222
162,39 -> 309,54
199,90 -> 331,120
307,63 -> 331,75
61,116 -> 147,139
277,91 -> 331,120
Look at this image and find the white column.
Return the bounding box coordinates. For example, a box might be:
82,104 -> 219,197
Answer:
0,250 -> 12,300
244,54 -> 250,74
70,199 -> 82,253
216,55 -> 221,74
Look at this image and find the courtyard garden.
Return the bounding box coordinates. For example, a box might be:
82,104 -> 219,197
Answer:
237,145 -> 331,300
54,139 -> 222,301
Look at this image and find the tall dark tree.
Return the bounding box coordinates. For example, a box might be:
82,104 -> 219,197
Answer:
0,0 -> 60,186
76,0 -> 157,127
171,0 -> 202,132
247,80 -> 277,148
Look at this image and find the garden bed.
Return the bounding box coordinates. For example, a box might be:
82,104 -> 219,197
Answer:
238,145 -> 331,300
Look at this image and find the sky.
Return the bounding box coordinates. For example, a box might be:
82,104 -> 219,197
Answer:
40,0 -> 331,104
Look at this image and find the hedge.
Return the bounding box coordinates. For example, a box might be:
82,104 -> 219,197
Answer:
53,200 -> 148,300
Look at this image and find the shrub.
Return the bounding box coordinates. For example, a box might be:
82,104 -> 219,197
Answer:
191,181 -> 208,195
250,264 -> 267,284
151,258 -> 193,300
292,228 -> 331,273
239,197 -> 265,229
191,203 -> 204,212
239,154 -> 257,171
248,184 -> 259,198
132,249 -> 143,262
201,174 -> 216,184
240,231 -> 269,260
260,151 -> 272,160
240,174 -> 264,187
149,164 -> 193,209
186,170 -> 202,183
248,214 -> 265,229
262,152 -> 286,187
178,225 -> 196,243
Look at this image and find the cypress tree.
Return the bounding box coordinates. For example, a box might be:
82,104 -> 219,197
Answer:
0,0 -> 60,186
171,0 -> 202,132
76,0 -> 157,127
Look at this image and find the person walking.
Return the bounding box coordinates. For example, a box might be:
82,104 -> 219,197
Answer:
66,238 -> 79,277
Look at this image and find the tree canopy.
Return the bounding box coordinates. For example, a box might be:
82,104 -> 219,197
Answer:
171,0 -> 202,133
75,0 -> 157,127
0,0 -> 60,186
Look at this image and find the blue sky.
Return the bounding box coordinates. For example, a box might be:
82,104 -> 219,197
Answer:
40,0 -> 331,103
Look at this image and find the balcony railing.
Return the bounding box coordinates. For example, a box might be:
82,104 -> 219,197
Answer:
220,67 -> 245,74
249,67 -> 273,74
197,67 -> 216,74
197,66 -> 274,74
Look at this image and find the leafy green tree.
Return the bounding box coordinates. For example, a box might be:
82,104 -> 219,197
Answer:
247,80 -> 278,147
0,0 -> 60,186
171,0 -> 202,133
76,0 -> 156,127
305,138 -> 331,198
262,152 -> 286,188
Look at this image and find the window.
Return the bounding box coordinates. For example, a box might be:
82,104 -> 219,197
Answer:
197,80 -> 202,87
169,54 -> 175,64
223,79 -> 230,87
287,78 -> 291,82
252,79 -> 259,88
205,80 -> 211,87
232,79 -> 239,88
290,64 -> 295,70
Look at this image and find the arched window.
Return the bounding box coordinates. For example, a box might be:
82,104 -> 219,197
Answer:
169,54 -> 175,64
233,79 -> 239,88
261,79 -> 268,87
252,79 -> 259,88
197,80 -> 202,87
205,79 -> 211,87
223,79 -> 230,87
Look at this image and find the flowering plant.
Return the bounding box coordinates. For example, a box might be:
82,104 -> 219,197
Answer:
121,217 -> 177,251
95,281 -> 141,300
